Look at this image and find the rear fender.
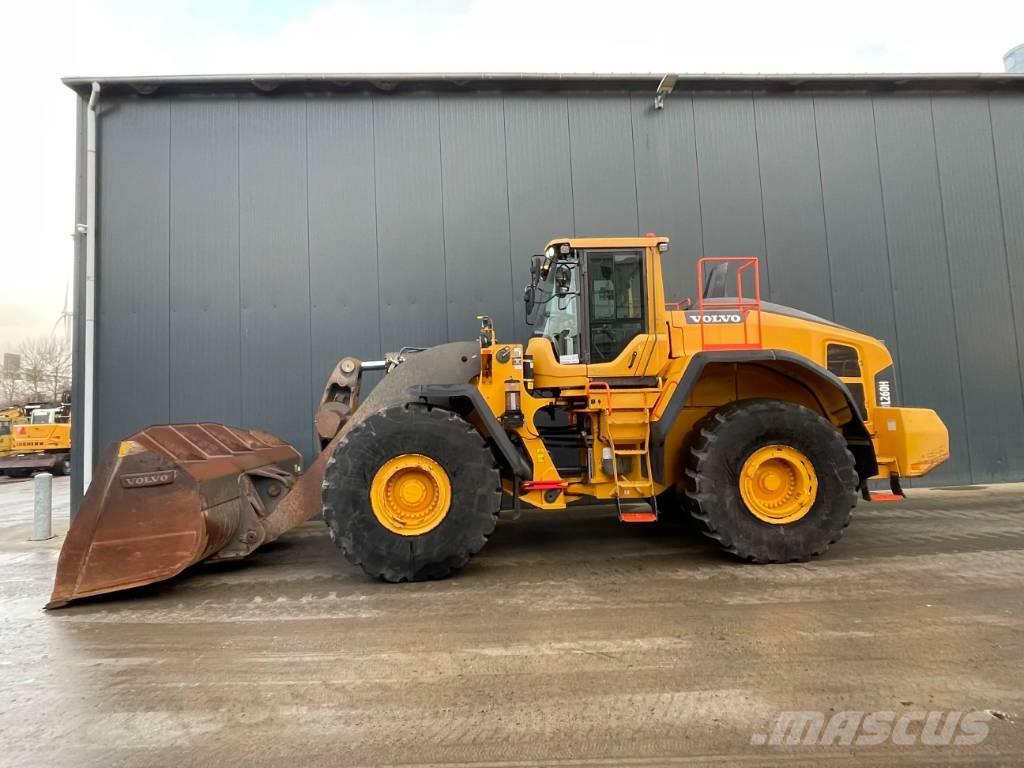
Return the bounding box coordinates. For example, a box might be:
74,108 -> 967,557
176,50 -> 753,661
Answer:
651,349 -> 877,485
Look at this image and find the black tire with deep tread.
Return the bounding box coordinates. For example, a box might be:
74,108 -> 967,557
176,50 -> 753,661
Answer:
322,403 -> 501,582
658,411 -> 715,526
684,399 -> 858,563
654,486 -> 701,529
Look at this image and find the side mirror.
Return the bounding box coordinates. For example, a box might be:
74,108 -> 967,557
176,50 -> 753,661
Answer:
529,255 -> 543,287
554,264 -> 571,295
523,284 -> 536,316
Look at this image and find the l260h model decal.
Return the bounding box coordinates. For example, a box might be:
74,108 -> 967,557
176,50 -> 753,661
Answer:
874,365 -> 898,407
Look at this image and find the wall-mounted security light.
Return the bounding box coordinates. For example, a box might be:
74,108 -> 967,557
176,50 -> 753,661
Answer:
654,74 -> 678,110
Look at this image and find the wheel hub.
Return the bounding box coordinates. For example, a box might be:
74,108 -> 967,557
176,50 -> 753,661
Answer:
739,445 -> 817,524
370,454 -> 451,536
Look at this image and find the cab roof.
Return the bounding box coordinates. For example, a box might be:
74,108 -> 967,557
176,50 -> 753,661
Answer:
544,235 -> 669,251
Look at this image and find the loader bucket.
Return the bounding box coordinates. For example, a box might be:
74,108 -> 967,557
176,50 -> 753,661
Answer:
47,424 -> 302,608
48,343 -> 481,608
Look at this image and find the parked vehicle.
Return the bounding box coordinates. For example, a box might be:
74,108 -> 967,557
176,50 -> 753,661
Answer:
0,397 -> 71,478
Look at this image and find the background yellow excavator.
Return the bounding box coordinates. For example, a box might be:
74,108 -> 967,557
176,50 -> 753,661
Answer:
0,406 -> 28,457
49,235 -> 949,607
0,397 -> 71,478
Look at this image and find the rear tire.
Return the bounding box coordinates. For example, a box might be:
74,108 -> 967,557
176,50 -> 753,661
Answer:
54,457 -> 71,476
322,403 -> 501,582
654,486 -> 701,529
684,399 -> 858,562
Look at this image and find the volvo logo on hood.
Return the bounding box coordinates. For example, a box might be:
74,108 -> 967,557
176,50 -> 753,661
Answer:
685,311 -> 744,325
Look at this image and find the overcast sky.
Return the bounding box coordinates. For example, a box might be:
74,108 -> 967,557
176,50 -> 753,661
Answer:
1,0 -> 1021,353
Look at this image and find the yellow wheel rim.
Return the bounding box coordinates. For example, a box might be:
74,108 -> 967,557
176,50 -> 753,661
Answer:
739,445 -> 817,525
370,454 -> 451,536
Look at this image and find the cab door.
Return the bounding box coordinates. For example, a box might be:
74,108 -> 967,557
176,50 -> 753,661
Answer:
583,249 -> 655,380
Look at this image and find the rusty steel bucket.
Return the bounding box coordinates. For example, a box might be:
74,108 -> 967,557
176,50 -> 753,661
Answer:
47,354 -> 369,608
47,424 -> 306,607
48,343 -> 481,608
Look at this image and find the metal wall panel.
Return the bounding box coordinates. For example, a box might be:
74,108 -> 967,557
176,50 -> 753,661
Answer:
307,95 -> 380,416
96,99 -> 171,454
692,95 -> 770,295
80,88 -> 1024,487
814,97 -> 898,345
932,96 -> 1024,482
372,95 -> 448,352
439,95 -> 514,342
754,97 -> 833,318
872,97 -> 970,484
503,95 -> 575,340
990,95 -> 1024,406
630,93 -> 703,303
168,98 -> 241,425
238,98 -> 312,456
567,95 -> 639,237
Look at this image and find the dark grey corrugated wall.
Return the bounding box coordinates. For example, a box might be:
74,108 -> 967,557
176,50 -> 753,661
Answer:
81,87 -> 1024,497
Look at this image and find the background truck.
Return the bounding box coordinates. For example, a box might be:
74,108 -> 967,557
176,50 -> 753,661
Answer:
49,236 -> 948,607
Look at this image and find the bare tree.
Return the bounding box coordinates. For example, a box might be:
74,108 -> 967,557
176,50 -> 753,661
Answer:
18,339 -> 46,401
46,337 -> 72,401
0,367 -> 19,407
18,337 -> 71,402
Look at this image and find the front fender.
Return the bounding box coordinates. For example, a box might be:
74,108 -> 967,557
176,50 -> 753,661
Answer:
408,383 -> 533,479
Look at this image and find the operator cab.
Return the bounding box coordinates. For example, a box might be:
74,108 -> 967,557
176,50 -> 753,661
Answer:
31,409 -> 57,425
523,236 -> 669,383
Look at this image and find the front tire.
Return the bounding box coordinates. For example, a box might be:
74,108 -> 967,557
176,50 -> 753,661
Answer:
684,399 -> 858,562
322,403 -> 501,581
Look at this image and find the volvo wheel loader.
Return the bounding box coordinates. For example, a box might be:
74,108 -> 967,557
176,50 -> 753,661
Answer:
48,235 -> 949,607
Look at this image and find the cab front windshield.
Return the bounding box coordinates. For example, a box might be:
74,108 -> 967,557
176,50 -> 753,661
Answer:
534,256 -> 581,362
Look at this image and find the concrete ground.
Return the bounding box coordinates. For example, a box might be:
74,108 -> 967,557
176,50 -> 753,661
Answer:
0,476 -> 1022,767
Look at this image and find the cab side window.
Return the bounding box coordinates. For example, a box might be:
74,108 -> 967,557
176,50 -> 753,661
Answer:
587,250 -> 645,362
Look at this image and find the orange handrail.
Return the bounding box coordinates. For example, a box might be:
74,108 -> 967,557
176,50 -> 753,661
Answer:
585,381 -> 613,414
696,256 -> 763,350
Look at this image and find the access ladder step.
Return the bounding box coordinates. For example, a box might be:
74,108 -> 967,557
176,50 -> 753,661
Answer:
619,510 -> 658,523
614,448 -> 648,455
616,479 -> 655,489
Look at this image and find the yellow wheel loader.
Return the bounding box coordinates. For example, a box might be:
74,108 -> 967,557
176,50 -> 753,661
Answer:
49,236 -> 949,606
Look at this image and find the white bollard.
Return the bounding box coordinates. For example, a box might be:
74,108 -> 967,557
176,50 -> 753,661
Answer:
32,472 -> 54,541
